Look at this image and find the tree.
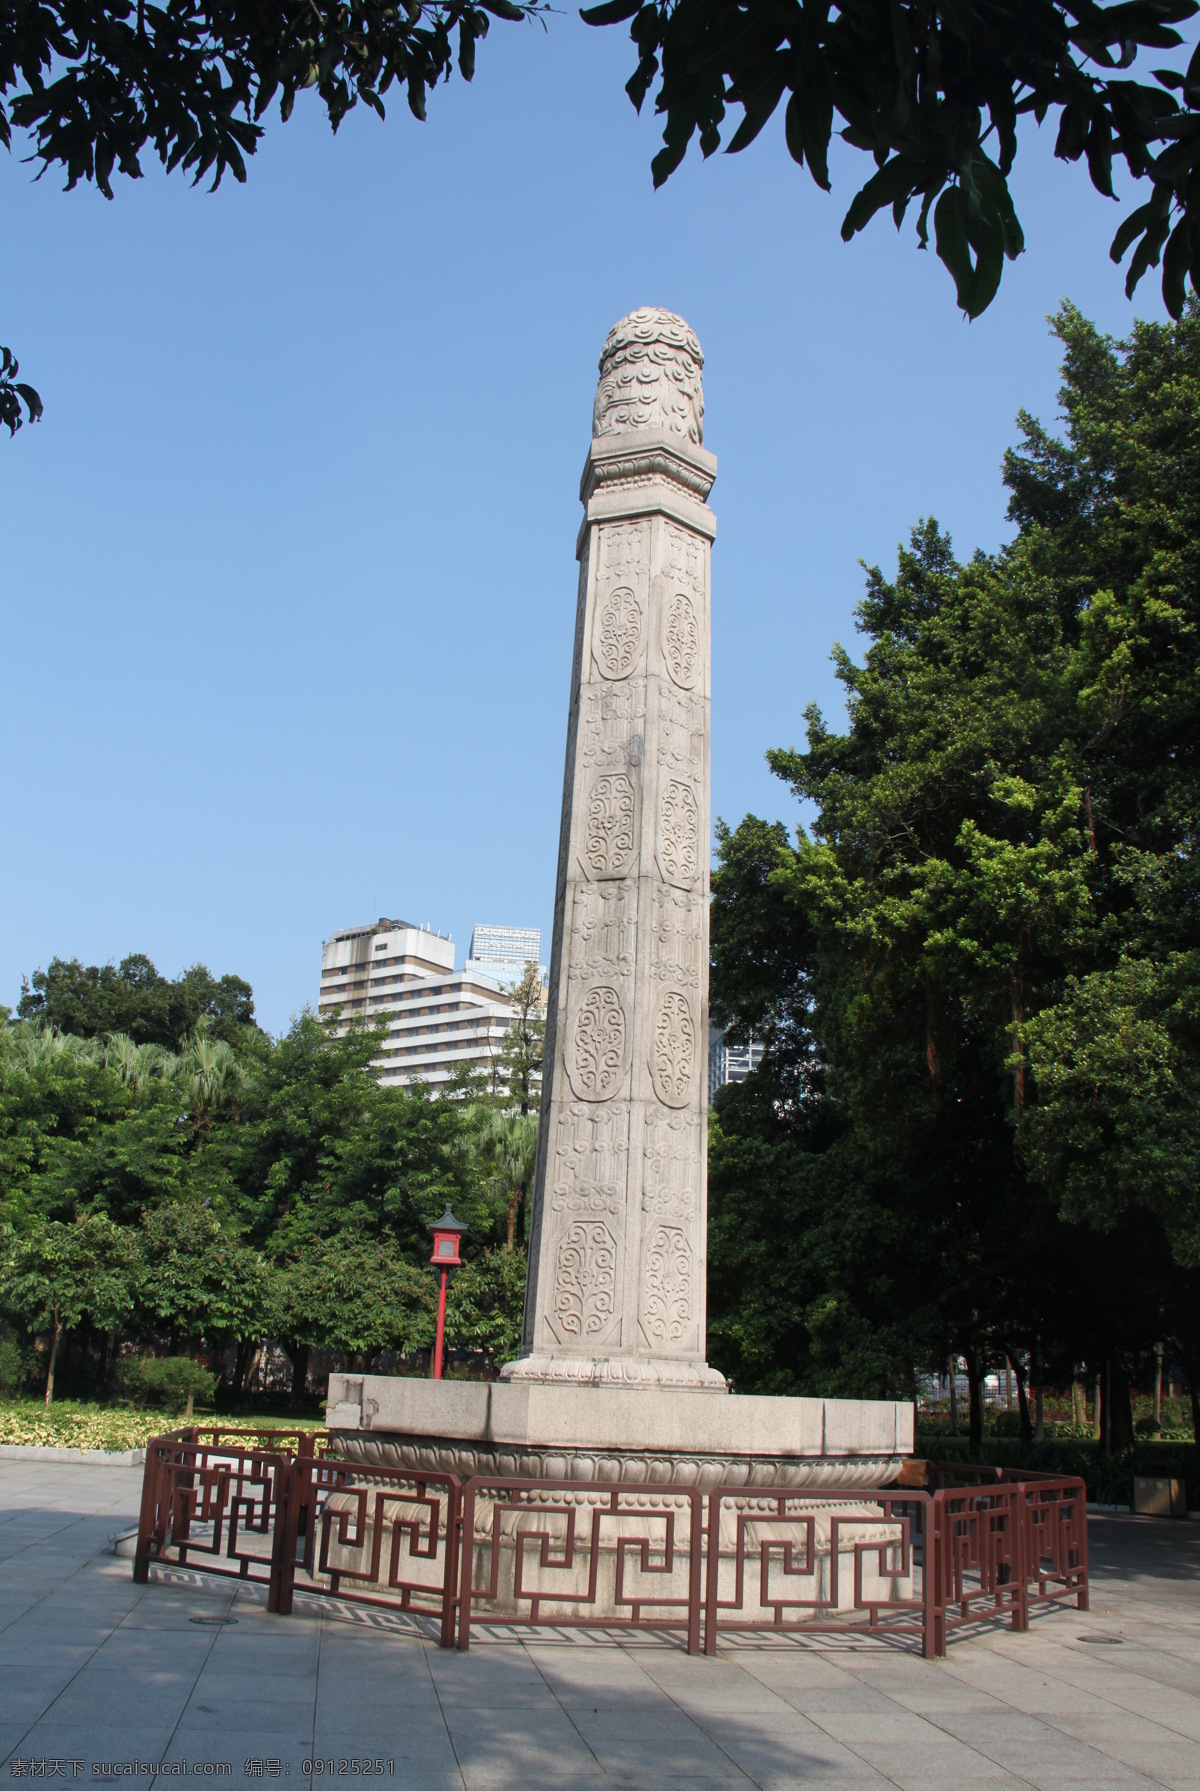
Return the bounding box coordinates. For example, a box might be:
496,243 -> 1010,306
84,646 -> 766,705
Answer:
481,1109 -> 539,1248
586,0 -> 1200,318
170,1029 -> 250,1135
271,1230 -> 435,1368
444,1245 -> 527,1366
494,965 -> 546,1115
707,301 -> 1200,1438
0,1214 -> 139,1402
139,1201 -> 267,1355
17,954 -> 257,1048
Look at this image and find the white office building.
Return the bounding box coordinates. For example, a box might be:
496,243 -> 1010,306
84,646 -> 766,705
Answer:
318,918 -> 517,1093
708,1025 -> 765,1101
464,924 -> 545,987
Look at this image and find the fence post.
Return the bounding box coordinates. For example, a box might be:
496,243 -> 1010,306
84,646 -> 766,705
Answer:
925,1493 -> 946,1658
456,1483 -> 476,1652
1075,1483 -> 1090,1612
703,1491 -> 721,1657
686,1490 -> 703,1657
270,1451 -> 303,1616
439,1483 -> 461,1651
1013,1488 -> 1029,1632
132,1439 -> 166,1586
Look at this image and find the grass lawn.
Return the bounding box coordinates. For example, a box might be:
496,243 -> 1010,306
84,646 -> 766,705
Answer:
0,1399 -> 326,1453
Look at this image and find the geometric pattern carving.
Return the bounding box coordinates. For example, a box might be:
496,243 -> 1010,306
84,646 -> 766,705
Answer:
568,985 -> 628,1102
659,780 -> 699,885
642,1108 -> 701,1222
584,773 -> 636,877
650,989 -> 696,1108
662,592 -> 700,689
553,1220 -> 617,1339
641,1225 -> 692,1344
593,587 -> 642,680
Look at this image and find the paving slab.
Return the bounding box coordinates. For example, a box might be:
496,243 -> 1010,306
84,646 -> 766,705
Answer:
2,1465 -> 1199,1787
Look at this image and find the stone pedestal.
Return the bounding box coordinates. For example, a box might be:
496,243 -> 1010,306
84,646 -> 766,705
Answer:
326,1374 -> 913,1489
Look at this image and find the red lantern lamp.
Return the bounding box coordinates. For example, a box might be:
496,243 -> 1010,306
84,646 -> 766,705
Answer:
427,1207 -> 467,1380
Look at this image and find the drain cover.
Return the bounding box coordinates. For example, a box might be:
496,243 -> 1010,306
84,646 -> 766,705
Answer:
189,1615 -> 238,1626
1078,1634 -> 1123,1644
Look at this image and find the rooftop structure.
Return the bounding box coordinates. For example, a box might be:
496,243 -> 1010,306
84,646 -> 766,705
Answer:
318,917 -> 516,1093
464,924 -> 545,987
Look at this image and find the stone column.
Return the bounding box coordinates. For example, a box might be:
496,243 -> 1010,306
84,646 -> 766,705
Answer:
502,308 -> 725,1392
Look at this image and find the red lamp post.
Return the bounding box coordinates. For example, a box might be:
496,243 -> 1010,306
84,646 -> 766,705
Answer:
428,1207 -> 467,1381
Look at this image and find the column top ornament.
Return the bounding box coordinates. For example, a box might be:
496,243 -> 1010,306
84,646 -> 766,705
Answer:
593,308 -> 704,446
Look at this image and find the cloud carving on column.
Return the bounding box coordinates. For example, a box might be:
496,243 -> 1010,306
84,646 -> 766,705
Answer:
592,308 -> 705,445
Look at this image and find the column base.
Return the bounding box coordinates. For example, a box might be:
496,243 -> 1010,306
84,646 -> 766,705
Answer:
498,1352 -> 728,1392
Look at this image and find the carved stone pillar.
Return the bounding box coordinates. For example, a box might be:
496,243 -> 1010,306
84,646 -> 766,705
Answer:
502,308 -> 726,1392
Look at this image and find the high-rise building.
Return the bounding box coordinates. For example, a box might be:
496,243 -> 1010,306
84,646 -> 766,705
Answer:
318,918 -> 518,1093
707,1025 -> 765,1101
464,924 -> 545,987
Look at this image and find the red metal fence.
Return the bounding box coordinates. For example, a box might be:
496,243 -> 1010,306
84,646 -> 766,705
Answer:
133,1430 -> 1087,1659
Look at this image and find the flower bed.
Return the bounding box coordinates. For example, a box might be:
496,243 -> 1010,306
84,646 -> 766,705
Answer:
0,1401 -> 324,1454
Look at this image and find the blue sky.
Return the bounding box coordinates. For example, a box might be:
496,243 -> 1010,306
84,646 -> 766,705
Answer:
1,15 -> 1170,1035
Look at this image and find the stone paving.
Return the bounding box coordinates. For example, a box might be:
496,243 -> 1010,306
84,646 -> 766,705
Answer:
1,1461 -> 1198,1789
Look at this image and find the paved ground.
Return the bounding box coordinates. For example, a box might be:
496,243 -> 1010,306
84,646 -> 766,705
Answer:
1,1462 -> 1198,1790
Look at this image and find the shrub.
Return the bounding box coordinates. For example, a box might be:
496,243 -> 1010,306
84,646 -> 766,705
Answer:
121,1355 -> 216,1418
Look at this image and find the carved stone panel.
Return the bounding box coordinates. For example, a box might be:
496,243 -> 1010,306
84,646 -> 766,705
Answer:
642,1108 -> 701,1223
656,687 -> 705,778
568,881 -> 638,990
649,884 -> 703,989
664,523 -> 705,595
657,779 -> 699,887
640,1226 -> 693,1346
552,1220 -> 618,1341
581,685 -> 646,773
592,587 -> 643,680
566,984 -> 629,1102
550,1103 -> 629,1216
583,773 -> 636,879
662,593 -> 700,690
649,989 -> 697,1108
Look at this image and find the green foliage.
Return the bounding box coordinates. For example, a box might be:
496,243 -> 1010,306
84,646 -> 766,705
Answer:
494,965 -> 546,1117
445,1247 -> 527,1364
139,1202 -> 267,1341
270,1232 -> 435,1359
479,1110 -> 539,1249
1023,957 -> 1200,1263
2,0 -> 540,200
708,300 -> 1200,1422
0,345 -> 41,435
122,1354 -> 217,1413
0,1214 -> 139,1336
0,978 -> 532,1400
586,0 -> 1200,319
17,955 -> 257,1049
1,0 -> 541,425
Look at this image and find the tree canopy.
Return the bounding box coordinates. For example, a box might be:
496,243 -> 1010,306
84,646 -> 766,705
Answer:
0,992 -> 532,1403
707,299 -> 1200,1444
17,954 -> 257,1049
586,0 -> 1200,318
9,0 -> 1200,434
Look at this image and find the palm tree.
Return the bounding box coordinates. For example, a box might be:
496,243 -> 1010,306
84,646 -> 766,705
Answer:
0,1021 -> 90,1071
483,1111 -> 539,1250
172,1029 -> 249,1132
101,1032 -> 171,1092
